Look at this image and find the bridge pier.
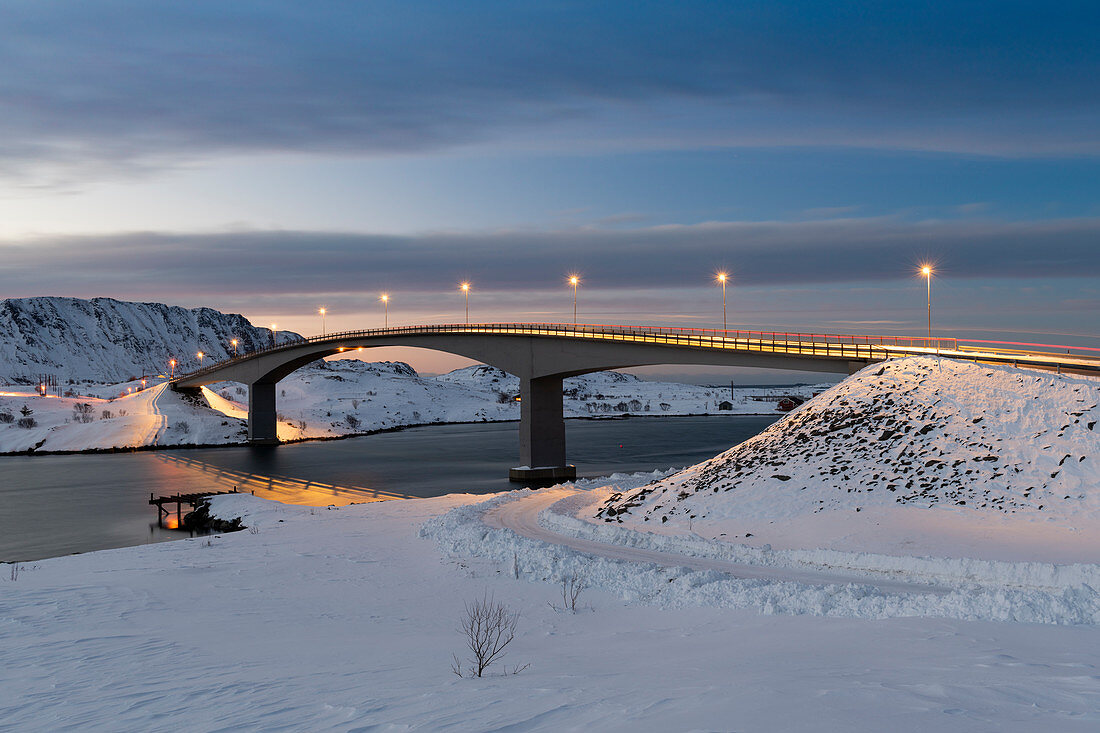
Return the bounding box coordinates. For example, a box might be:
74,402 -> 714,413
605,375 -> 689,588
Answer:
510,375 -> 576,483
248,381 -> 279,444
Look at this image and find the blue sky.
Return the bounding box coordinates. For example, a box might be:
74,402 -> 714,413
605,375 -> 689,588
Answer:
1,1 -> 1097,379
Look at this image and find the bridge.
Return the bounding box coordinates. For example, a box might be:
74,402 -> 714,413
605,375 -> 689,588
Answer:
173,322 -> 1100,480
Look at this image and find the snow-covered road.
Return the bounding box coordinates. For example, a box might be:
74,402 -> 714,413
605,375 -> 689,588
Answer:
484,487 -> 952,595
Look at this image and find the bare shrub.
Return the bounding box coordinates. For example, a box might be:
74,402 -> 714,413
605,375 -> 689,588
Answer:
72,402 -> 94,423
118,409 -> 127,416
0,411 -> 13,424
345,414 -> 361,429
248,525 -> 260,535
8,562 -> 19,581
550,570 -> 588,613
351,399 -> 360,409
174,420 -> 191,434
16,417 -> 37,429
100,409 -> 113,420
452,594 -> 524,678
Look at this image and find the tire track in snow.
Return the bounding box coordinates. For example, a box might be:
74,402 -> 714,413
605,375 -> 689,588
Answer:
485,487 -> 953,595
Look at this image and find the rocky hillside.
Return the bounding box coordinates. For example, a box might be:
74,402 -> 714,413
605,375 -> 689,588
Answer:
0,297 -> 295,383
599,357 -> 1100,528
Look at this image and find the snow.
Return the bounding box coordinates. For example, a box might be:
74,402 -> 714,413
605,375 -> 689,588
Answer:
0,382 -> 245,453
1,357 -> 822,454
3,487 -> 1100,731
0,296 -> 288,384
600,357 -> 1100,563
6,303 -> 1100,729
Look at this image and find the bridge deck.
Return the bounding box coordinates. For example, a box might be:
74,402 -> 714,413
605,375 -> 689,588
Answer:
176,322 -> 1100,383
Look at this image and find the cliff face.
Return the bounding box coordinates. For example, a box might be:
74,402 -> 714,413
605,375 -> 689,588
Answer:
0,296 -> 295,383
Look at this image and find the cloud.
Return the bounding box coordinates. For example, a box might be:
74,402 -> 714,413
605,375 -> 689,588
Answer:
3,217 -> 1099,301
3,1 -> 1099,185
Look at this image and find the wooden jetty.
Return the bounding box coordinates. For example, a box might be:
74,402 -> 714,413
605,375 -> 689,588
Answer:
149,488 -> 242,528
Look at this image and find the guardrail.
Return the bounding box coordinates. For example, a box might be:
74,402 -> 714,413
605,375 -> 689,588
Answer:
174,322 -> 1100,382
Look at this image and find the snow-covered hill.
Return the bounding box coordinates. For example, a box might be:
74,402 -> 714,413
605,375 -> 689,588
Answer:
597,357 -> 1100,561
0,295 -> 829,453
0,296 -> 289,384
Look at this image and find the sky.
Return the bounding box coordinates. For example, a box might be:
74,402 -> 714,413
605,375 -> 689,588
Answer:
2,1 -> 1098,381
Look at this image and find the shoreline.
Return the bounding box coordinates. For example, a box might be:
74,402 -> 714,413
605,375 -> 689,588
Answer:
0,411 -> 783,458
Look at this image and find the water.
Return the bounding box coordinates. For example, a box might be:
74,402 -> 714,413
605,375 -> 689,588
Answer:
0,415 -> 778,561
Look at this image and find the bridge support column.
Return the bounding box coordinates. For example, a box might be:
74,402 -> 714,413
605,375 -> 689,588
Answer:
509,375 -> 575,483
247,381 -> 279,445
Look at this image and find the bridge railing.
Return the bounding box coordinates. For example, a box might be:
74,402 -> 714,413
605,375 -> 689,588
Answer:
174,322 -> 1100,382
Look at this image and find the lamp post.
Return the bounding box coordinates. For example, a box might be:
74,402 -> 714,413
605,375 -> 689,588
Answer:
920,266 -> 933,341
381,294 -> 389,328
270,324 -> 277,349
319,308 -> 327,336
230,339 -> 238,356
169,359 -> 176,378
716,272 -> 729,331
197,351 -> 204,366
460,282 -> 470,324
569,275 -> 579,325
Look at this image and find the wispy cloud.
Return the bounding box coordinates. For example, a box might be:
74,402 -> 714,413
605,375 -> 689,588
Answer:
3,1 -> 1099,185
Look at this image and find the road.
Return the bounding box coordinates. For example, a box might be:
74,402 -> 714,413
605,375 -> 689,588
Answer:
484,487 -> 953,595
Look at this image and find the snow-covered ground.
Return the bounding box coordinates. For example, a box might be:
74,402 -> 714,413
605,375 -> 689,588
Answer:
599,357 -> 1100,563
5,356 -> 1098,730
3,485 -> 1099,731
0,359 -> 822,453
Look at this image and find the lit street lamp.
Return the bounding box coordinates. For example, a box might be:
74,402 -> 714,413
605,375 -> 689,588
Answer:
716,272 -> 729,331
380,294 -> 389,328
169,359 -> 176,378
568,275 -> 580,325
920,265 -> 933,340
319,307 -> 327,336
230,338 -> 238,355
197,351 -> 204,366
460,282 -> 470,324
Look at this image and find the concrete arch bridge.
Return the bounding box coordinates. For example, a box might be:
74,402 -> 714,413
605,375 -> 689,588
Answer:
173,323 -> 1100,480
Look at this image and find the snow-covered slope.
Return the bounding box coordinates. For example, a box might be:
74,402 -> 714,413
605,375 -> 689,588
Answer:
598,357 -> 1100,561
0,296 -> 290,383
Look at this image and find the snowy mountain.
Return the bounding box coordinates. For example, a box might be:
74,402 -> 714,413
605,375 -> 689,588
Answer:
597,357 -> 1100,558
0,296 -> 291,384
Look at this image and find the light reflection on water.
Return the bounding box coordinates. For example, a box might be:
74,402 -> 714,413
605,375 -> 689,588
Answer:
151,453 -> 413,506
0,415 -> 778,561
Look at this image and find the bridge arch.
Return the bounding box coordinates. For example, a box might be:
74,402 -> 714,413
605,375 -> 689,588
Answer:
174,323 -> 929,480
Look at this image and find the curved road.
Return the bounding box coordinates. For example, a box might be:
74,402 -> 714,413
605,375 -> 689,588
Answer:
485,487 -> 953,595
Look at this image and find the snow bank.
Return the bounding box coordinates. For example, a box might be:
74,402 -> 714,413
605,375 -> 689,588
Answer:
421,488 -> 1100,626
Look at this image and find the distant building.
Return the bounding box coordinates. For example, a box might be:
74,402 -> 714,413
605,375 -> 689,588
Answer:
717,400 -> 733,411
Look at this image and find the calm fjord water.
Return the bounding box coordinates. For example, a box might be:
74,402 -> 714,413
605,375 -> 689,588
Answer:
0,415 -> 778,561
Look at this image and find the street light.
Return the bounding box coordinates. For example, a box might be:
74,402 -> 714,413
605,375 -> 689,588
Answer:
270,324 -> 277,349
460,282 -> 470,324
197,351 -> 204,366
716,272 -> 729,331
380,294 -> 389,328
920,265 -> 933,341
568,275 -> 580,325
169,359 -> 176,378
319,308 -> 327,336
230,338 -> 238,356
